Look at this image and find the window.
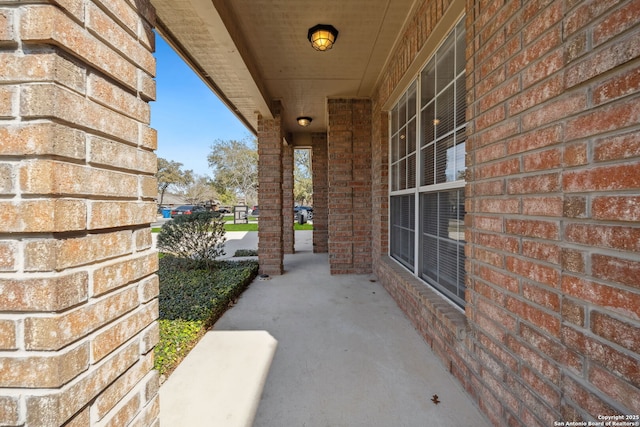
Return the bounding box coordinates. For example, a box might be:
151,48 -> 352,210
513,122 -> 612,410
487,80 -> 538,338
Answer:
390,18 -> 466,308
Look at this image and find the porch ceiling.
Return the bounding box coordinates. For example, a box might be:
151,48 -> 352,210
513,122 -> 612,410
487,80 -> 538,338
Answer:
150,0 -> 417,141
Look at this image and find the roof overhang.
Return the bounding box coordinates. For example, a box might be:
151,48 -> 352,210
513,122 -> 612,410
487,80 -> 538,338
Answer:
150,0 -> 419,140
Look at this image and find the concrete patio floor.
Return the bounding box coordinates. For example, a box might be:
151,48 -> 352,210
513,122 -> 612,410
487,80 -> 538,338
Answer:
160,231 -> 491,427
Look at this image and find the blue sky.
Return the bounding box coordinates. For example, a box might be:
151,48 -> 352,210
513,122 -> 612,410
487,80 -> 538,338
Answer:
151,35 -> 252,177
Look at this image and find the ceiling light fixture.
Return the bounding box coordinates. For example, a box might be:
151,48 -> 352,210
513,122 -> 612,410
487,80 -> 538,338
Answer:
307,24 -> 339,51
297,116 -> 312,127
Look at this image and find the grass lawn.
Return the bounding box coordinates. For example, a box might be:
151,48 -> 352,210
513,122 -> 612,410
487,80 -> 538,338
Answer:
224,223 -> 258,232
152,220 -> 313,233
224,222 -> 313,231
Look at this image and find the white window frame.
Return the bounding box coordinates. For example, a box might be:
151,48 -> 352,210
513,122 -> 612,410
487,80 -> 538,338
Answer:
389,16 -> 467,309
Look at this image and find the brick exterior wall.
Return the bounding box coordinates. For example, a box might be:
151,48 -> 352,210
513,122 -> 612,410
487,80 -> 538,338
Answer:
257,104 -> 284,275
282,143 -> 295,254
371,0 -> 640,426
327,99 -> 373,274
0,1 -> 159,426
371,111 -> 389,261
311,132 -> 329,253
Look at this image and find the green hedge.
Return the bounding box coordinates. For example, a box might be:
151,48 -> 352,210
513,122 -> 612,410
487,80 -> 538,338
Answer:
155,319 -> 204,377
154,256 -> 259,377
234,249 -> 258,257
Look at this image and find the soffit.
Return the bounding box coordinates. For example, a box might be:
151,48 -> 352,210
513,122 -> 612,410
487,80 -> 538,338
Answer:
151,0 -> 417,138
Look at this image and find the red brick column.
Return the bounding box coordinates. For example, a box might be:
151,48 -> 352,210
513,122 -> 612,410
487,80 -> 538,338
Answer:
327,99 -> 372,274
257,104 -> 284,275
0,1 -> 159,426
311,133 -> 328,253
282,143 -> 295,254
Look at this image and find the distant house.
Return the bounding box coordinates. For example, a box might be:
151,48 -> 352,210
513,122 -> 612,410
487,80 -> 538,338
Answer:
157,192 -> 187,209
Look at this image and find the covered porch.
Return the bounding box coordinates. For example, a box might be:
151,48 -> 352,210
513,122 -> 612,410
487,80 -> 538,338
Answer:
150,0 -> 411,276
4,0 -> 638,425
160,231 -> 490,426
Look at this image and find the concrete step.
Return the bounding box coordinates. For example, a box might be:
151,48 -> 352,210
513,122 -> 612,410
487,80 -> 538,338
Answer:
159,330 -> 277,427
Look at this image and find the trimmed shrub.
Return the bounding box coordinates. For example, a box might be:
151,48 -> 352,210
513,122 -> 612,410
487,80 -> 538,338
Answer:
158,257 -> 257,323
154,256 -> 259,377
157,211 -> 226,268
234,249 -> 258,257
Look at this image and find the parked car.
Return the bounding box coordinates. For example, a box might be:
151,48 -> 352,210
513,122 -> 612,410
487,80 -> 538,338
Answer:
217,207 -> 231,214
250,206 -> 259,217
294,205 -> 313,220
170,205 -> 206,218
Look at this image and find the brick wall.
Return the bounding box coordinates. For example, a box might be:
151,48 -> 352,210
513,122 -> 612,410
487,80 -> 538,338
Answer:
0,1 -> 159,426
467,0 -> 640,423
311,132 -> 328,253
327,99 -> 373,274
370,111 -> 389,261
282,143 -> 295,254
371,0 -> 640,426
257,104 -> 284,275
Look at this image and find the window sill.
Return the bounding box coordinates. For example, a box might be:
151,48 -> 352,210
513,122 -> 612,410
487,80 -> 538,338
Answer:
378,256 -> 469,341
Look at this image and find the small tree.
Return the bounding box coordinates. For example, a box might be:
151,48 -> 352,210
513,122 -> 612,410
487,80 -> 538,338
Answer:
157,212 -> 226,268
294,149 -> 313,205
157,158 -> 194,206
182,175 -> 218,205
208,138 -> 258,206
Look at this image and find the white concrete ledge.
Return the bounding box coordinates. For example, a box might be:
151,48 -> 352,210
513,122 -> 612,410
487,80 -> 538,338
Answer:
160,330 -> 278,427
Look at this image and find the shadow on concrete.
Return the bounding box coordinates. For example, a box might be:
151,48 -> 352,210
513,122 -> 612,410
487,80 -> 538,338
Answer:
205,231 -> 490,427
